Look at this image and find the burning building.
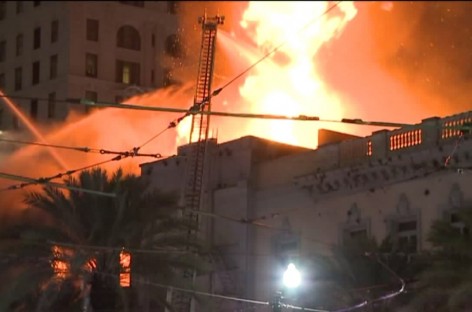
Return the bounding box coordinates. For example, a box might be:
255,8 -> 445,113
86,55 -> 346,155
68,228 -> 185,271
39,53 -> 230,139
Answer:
140,111 -> 472,311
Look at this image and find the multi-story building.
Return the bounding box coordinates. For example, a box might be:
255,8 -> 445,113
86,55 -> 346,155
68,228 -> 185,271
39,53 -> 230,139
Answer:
140,110 -> 472,311
0,1 -> 180,133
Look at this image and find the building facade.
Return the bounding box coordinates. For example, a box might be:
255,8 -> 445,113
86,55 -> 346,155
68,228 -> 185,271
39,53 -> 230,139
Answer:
140,110 -> 472,311
0,1 -> 180,133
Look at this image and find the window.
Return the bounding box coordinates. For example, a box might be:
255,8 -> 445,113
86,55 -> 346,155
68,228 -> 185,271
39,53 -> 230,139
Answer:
84,90 -> 97,114
14,67 -> 22,90
30,99 -> 38,120
33,27 -> 41,49
0,1 -> 5,21
163,68 -> 173,87
51,20 -> 58,43
16,1 -> 23,14
16,34 -> 23,56
116,60 -> 140,84
85,53 -> 98,77
48,92 -> 55,118
119,250 -> 131,287
0,40 -> 5,62
116,25 -> 141,50
0,73 -> 5,89
388,218 -> 418,254
118,1 -> 144,7
167,1 -> 178,14
32,61 -> 40,85
165,34 -> 183,58
50,54 -> 57,79
86,19 -> 99,42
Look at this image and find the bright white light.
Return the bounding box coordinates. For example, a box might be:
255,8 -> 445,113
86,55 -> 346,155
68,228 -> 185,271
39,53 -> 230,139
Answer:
283,263 -> 301,288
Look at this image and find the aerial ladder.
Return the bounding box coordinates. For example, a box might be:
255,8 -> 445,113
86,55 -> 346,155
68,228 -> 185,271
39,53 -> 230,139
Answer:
171,14 -> 224,312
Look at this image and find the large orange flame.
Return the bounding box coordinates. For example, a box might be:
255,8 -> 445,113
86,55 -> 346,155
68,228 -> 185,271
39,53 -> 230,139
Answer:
236,1 -> 357,148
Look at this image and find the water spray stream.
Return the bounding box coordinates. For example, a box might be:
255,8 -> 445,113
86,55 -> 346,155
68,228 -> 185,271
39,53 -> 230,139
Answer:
0,90 -> 68,170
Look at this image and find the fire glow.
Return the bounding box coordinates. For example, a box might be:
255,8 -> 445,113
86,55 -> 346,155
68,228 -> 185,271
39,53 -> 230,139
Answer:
234,1 -> 357,148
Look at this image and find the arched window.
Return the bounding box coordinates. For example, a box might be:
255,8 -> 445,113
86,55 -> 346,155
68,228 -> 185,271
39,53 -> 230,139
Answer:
116,25 -> 141,51
165,34 -> 183,58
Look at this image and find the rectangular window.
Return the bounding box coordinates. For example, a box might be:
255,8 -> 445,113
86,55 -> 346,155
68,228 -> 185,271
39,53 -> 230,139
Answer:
85,53 -> 98,77
0,73 -> 5,89
32,61 -> 40,85
116,60 -> 140,85
14,67 -> 22,90
16,1 -> 23,14
167,1 -> 178,14
30,99 -> 38,120
119,1 -> 144,7
16,34 -> 23,56
33,27 -> 41,49
0,1 -> 5,21
0,40 -> 5,62
86,19 -> 99,42
51,20 -> 58,43
48,92 -> 56,118
50,54 -> 57,79
84,90 -> 97,114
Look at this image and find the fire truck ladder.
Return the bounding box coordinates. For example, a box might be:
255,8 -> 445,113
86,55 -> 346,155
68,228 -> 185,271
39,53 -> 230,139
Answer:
172,14 -> 224,312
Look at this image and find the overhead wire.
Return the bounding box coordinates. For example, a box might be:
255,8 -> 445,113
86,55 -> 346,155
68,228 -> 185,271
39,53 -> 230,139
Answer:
0,155 -> 128,193
0,171 -> 116,197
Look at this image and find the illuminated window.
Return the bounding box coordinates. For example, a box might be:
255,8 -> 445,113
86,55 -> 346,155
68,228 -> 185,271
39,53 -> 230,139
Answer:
33,27 -> 41,49
85,53 -> 98,77
51,20 -> 58,43
51,245 -> 71,279
120,250 -> 131,287
32,61 -> 40,85
116,25 -> 141,50
16,34 -> 23,56
86,19 -> 99,42
116,60 -> 140,84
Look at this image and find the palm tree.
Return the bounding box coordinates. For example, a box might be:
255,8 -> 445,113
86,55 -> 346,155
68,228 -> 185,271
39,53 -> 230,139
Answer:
401,206 -> 472,312
0,168 -> 209,312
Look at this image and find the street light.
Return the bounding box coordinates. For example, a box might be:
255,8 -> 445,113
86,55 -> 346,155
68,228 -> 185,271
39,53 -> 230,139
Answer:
272,263 -> 302,312
283,263 -> 301,289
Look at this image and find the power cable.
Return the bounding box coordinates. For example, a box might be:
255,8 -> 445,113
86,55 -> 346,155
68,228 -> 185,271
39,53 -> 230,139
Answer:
0,138 -> 163,158
0,171 -> 116,197
71,99 -> 415,129
0,155 -> 127,193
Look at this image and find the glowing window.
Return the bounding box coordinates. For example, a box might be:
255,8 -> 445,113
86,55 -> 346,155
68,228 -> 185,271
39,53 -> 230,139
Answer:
120,250 -> 131,287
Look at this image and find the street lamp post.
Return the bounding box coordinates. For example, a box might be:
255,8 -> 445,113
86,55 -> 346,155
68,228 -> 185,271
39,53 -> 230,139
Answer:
272,263 -> 302,312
